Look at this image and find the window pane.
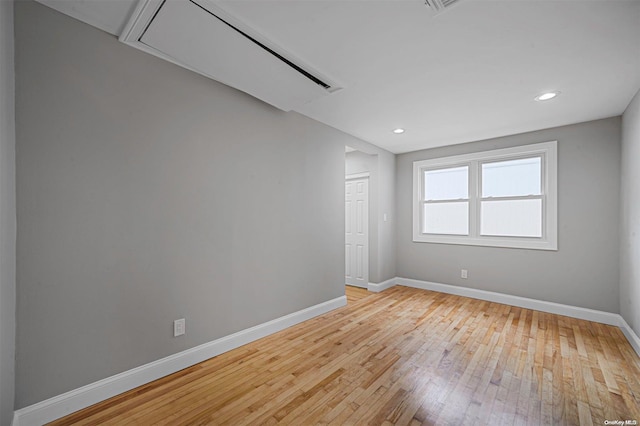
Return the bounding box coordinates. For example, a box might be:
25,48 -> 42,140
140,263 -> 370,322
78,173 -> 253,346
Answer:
423,202 -> 469,235
424,166 -> 468,201
481,199 -> 542,237
482,157 -> 541,198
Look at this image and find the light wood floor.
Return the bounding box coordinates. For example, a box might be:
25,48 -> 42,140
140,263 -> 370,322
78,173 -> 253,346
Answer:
346,285 -> 371,304
50,286 -> 640,425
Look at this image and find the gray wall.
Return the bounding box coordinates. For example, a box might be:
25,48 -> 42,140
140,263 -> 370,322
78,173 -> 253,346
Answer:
377,150 -> 396,282
0,0 -> 16,424
15,1 -> 364,408
396,118 -> 621,312
345,149 -> 396,283
621,88 -> 640,335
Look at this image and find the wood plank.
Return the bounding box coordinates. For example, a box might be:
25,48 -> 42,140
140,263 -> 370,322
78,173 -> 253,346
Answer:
345,285 -> 371,304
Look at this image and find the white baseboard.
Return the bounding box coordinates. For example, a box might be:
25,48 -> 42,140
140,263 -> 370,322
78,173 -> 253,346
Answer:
367,277 -> 397,293
12,296 -> 347,426
396,277 -> 621,326
618,317 -> 640,358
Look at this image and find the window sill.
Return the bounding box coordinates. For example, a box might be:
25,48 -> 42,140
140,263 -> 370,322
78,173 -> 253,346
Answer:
412,234 -> 558,251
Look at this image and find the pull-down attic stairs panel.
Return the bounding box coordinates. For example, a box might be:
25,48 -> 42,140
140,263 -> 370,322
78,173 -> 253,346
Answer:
120,0 -> 340,111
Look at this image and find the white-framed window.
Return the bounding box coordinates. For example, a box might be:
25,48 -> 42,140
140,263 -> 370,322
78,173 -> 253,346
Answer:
413,141 -> 557,250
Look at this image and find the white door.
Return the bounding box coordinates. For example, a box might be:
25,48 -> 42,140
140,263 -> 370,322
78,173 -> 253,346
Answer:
345,177 -> 369,288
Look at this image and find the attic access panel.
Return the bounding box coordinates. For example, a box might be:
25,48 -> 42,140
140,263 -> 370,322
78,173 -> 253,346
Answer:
120,0 -> 341,111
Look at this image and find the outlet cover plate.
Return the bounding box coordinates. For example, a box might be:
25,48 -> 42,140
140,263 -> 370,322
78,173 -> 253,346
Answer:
174,318 -> 185,337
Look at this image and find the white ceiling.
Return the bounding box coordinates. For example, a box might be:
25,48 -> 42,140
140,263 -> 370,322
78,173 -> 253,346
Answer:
36,0 -> 640,154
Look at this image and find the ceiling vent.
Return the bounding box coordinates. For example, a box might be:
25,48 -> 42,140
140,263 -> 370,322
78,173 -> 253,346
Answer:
120,0 -> 342,111
424,0 -> 463,16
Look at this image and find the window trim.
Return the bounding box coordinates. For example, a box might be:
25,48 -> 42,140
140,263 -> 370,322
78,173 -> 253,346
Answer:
412,141 -> 558,250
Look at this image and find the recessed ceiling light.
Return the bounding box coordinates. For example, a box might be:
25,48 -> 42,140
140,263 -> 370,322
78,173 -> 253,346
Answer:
535,91 -> 560,101
393,128 -> 405,134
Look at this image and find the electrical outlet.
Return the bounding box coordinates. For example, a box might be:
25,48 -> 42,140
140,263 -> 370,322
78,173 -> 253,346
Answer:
174,318 -> 185,337
461,269 -> 468,279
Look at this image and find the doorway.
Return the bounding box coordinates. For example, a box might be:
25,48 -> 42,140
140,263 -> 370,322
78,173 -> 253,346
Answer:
345,174 -> 369,288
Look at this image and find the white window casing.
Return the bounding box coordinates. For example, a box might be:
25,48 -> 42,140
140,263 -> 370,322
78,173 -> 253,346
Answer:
412,141 -> 558,250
